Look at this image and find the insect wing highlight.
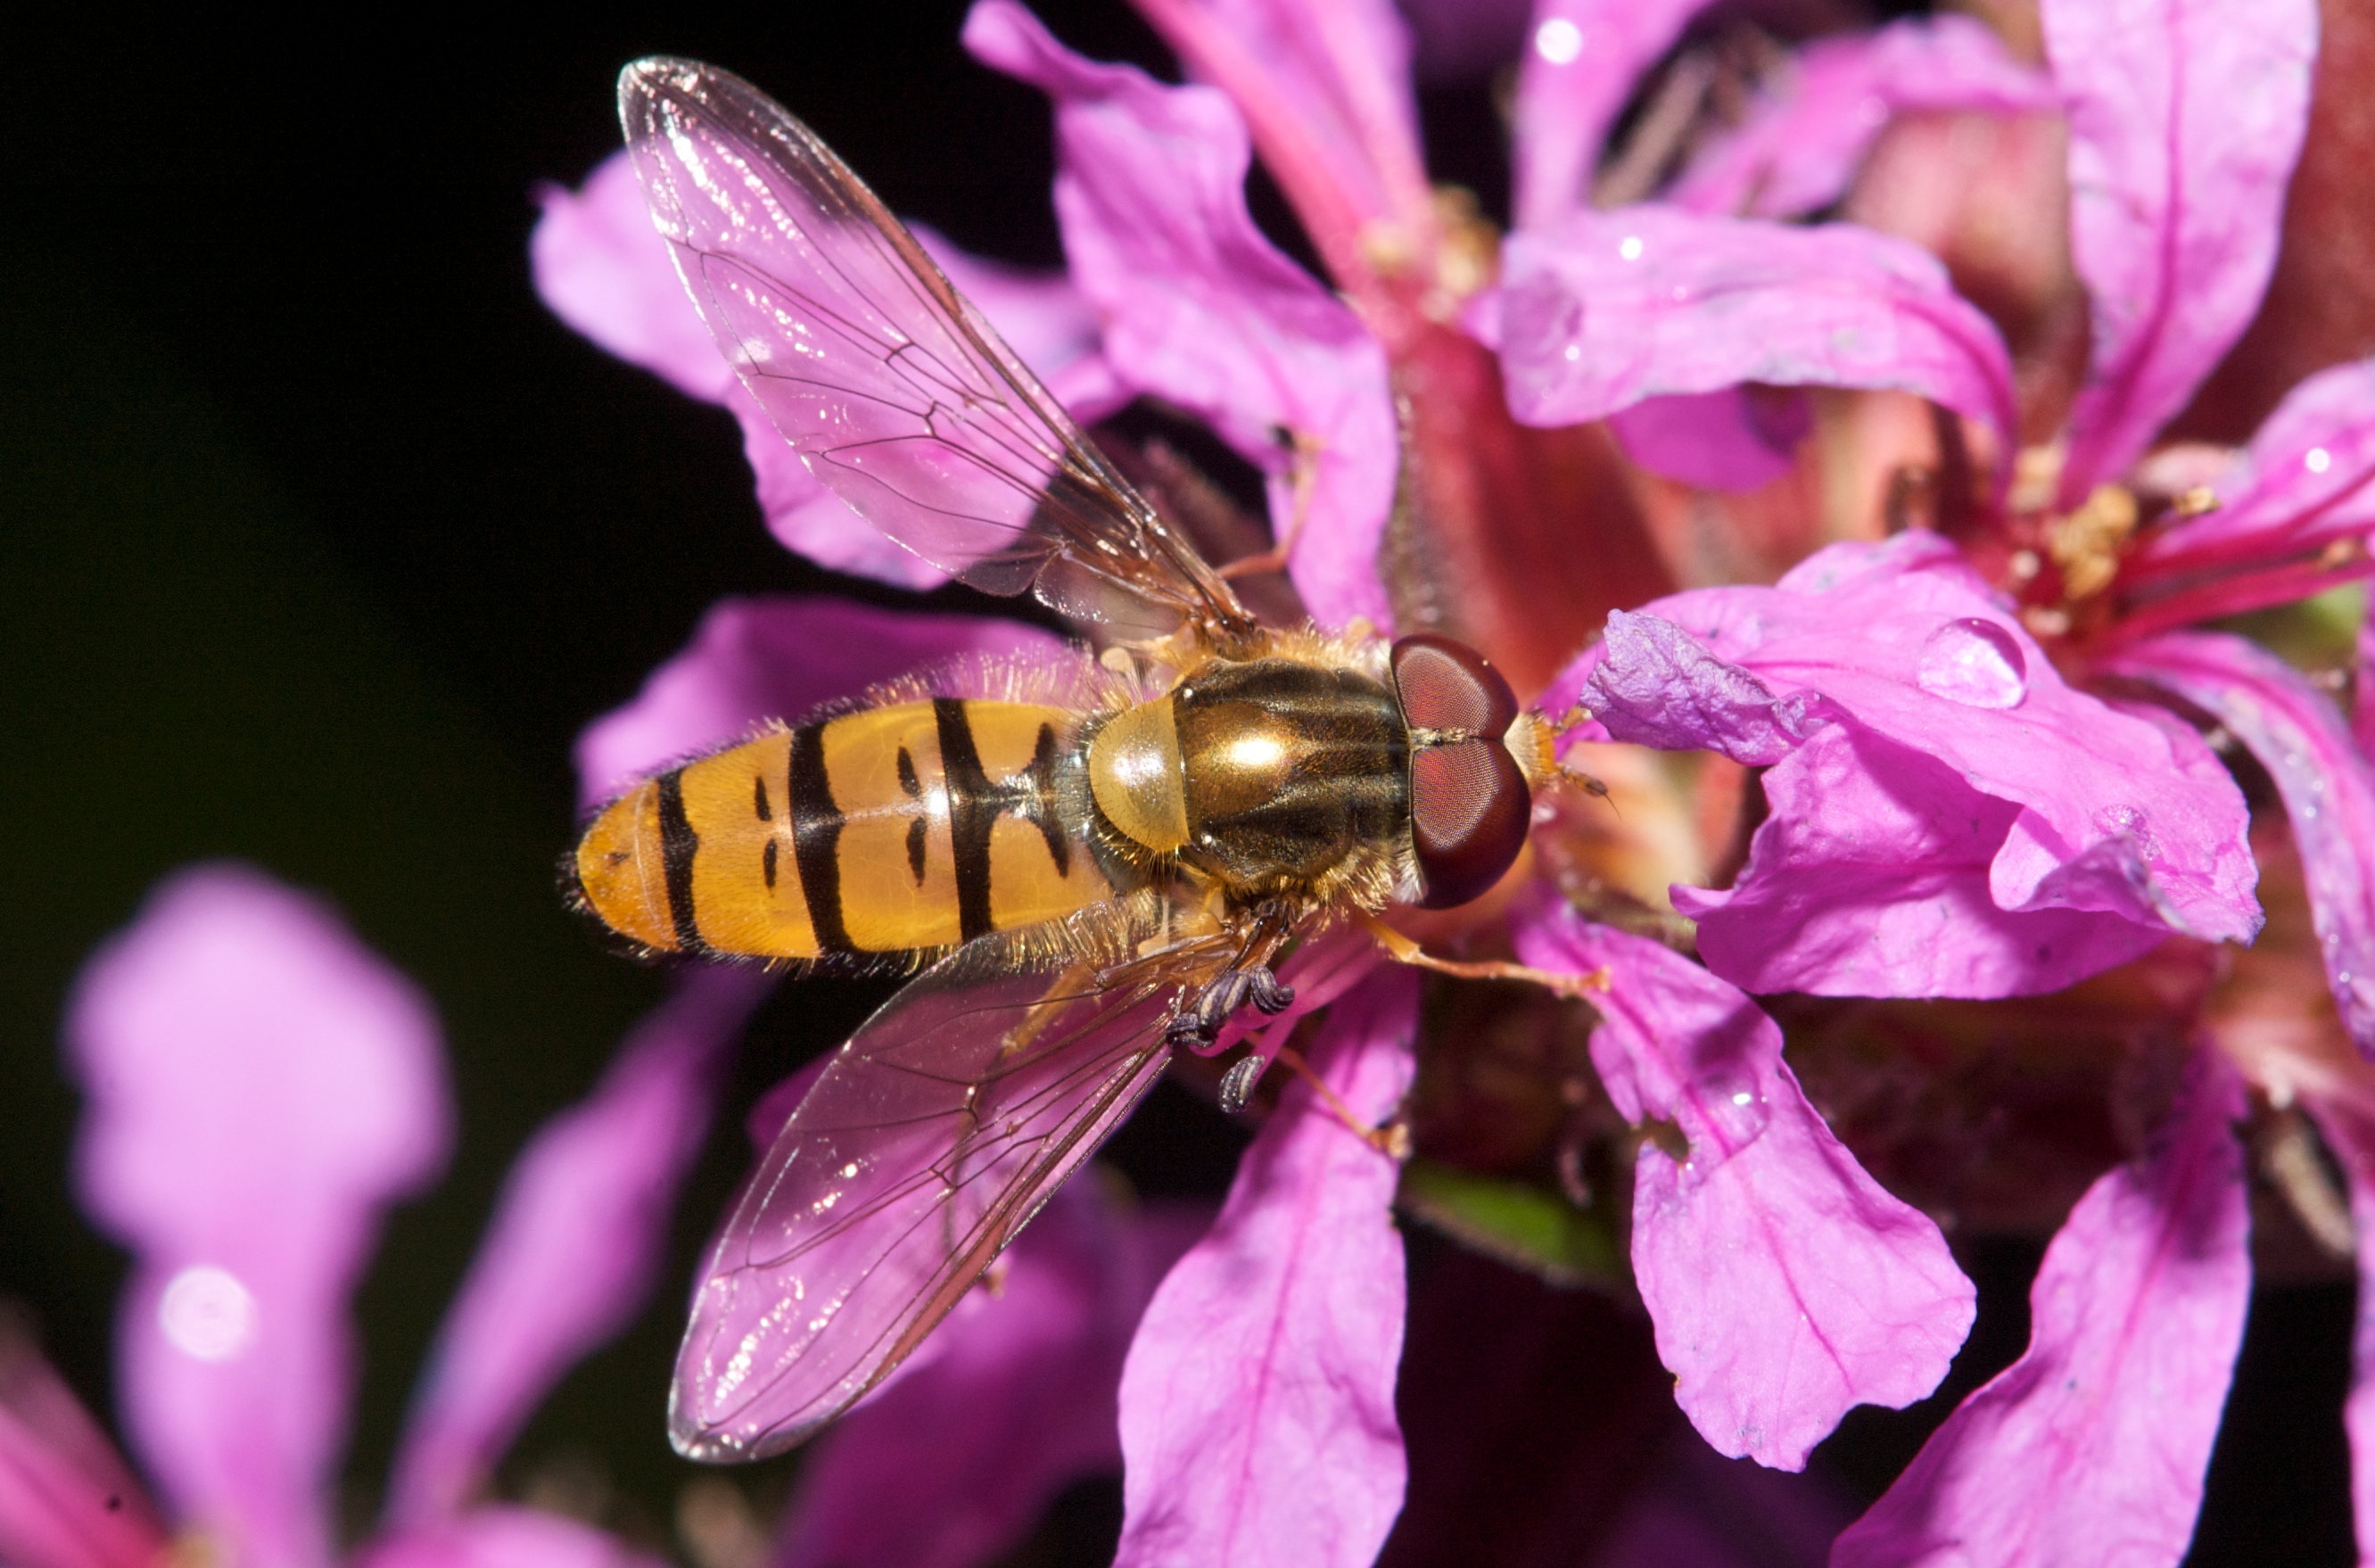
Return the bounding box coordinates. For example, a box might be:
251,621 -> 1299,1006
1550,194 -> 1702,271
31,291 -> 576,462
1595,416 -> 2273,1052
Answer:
670,946 -> 1219,1460
618,58 -> 1251,640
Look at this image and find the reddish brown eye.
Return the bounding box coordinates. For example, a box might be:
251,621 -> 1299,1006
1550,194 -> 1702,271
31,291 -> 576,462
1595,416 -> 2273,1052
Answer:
1390,633 -> 1518,739
1409,740 -> 1531,908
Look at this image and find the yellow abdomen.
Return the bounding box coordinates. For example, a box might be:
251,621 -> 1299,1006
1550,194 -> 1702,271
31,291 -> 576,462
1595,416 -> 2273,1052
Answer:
573,698 -> 1110,961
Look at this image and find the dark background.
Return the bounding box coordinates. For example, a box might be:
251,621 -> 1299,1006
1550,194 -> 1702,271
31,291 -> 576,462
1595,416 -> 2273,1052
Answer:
0,4 -> 2352,1564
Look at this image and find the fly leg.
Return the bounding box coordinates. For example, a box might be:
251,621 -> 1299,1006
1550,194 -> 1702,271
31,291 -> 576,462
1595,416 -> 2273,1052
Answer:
1355,910 -> 1609,1000
1165,903 -> 1298,1051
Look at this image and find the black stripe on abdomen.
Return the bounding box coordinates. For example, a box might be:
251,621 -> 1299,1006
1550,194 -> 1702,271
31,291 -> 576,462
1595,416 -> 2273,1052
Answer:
933,699 -> 997,943
654,769 -> 708,955
787,725 -> 853,953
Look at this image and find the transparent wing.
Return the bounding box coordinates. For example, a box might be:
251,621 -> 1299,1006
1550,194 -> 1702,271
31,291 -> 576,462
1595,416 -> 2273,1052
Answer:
620,56 -> 1256,640
668,939 -> 1231,1460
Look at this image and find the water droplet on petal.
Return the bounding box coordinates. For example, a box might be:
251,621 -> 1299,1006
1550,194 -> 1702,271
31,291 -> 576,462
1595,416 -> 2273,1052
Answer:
1618,235 -> 1644,261
1534,17 -> 1584,64
160,1265 -> 258,1362
2306,447 -> 2333,474
1916,618 -> 2028,708
2094,804 -> 2161,861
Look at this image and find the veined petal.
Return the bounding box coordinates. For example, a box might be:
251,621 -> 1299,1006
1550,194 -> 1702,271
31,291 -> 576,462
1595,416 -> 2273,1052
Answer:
1511,0 -> 1713,232
2102,631 -> 2375,1053
573,596 -> 1068,811
532,155 -> 1116,587
2131,356 -> 2375,581
2049,0 -> 2317,499
385,969 -> 771,1523
0,1325 -> 168,1568
1670,16 -> 2057,222
359,1506 -> 669,1568
1571,536 -> 2260,995
1480,208 -> 2019,470
66,867 -> 450,1568
1833,1048 -> 2251,1568
777,1180 -> 1208,1568
1512,908 -> 1973,1470
1116,970 -> 1416,1567
967,0 -> 1399,631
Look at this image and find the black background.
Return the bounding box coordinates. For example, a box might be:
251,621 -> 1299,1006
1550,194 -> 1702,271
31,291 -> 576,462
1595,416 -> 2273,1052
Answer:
0,4 -> 2353,1564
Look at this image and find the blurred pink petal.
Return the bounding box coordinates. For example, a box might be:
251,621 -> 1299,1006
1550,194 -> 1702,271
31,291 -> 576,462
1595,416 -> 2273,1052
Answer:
1115,970 -> 1417,1567
2310,1106 -> 2375,1568
777,1180 -> 1208,1568
2131,356 -> 2375,583
2049,0 -> 2317,500
1833,1050 -> 2251,1567
967,0 -> 1399,630
1669,16 -> 2056,221
67,866 -> 449,1568
0,1329 -> 168,1568
360,1506 -> 671,1568
533,154 -> 1117,588
1513,909 -> 1972,1470
573,596 -> 1068,811
1512,0 -> 1713,231
386,969 -> 771,1523
1605,386 -> 1810,492
1574,536 -> 2260,994
1479,208 -> 2019,466
2103,631 -> 2375,1052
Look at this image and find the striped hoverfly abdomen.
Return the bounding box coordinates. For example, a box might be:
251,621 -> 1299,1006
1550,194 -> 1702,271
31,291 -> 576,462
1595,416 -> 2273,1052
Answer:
573,694 -> 1120,964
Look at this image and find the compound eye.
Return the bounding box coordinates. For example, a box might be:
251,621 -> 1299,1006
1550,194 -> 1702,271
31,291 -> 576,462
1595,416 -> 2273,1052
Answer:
1391,633 -> 1518,739
1409,739 -> 1530,908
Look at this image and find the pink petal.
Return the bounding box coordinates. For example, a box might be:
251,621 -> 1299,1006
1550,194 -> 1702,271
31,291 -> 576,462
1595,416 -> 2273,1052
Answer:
1513,907 -> 1973,1470
2101,631 -> 2375,1053
359,1506 -> 669,1568
967,0 -> 1399,631
385,969 -> 771,1523
1606,386 -> 1810,492
65,866 -> 450,1568
1833,1049 -> 2251,1567
533,155 -> 1117,588
0,1329 -> 168,1568
1669,16 -> 2057,221
2130,356 -> 2375,583
1572,534 -> 2261,995
1478,207 -> 2020,469
777,1180 -> 1209,1568
573,597 -> 1068,811
2309,1104 -> 2375,1568
1116,970 -> 1417,1567
2049,0 -> 2318,499
1511,0 -> 1714,232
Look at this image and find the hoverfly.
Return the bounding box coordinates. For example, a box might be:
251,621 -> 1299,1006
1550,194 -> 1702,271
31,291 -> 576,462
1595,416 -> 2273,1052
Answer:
572,57 -> 1579,1462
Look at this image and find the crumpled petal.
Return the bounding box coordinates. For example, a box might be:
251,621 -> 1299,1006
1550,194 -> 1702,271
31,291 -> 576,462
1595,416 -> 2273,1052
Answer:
2049,0 -> 2317,499
66,866 -> 449,1568
2131,355 -> 2375,582
1477,207 -> 2020,466
776,1179 -> 1208,1568
1605,386 -> 1810,492
573,596 -> 1068,810
532,153 -> 1115,587
1512,907 -> 1973,1470
1571,534 -> 2260,995
1669,15 -> 2057,221
2102,631 -> 2375,1052
967,0 -> 1399,631
385,968 -> 771,1523
359,1506 -> 670,1568
1116,970 -> 1416,1566
1511,0 -> 1713,231
0,1325 -> 169,1568
1833,1048 -> 2251,1567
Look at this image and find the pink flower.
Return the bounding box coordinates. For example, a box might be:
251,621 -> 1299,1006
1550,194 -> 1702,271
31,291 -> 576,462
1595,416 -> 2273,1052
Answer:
4,863 -> 709,1568
529,0 -> 2363,1560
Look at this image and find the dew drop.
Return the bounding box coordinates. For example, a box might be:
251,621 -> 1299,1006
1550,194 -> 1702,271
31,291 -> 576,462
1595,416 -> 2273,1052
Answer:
159,1265 -> 258,1363
1915,618 -> 2028,708
2306,446 -> 2333,475
2094,804 -> 2162,861
1619,234 -> 1645,261
1534,17 -> 1584,63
